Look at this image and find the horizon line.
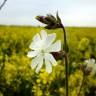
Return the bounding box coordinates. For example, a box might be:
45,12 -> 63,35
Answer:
0,24 -> 96,28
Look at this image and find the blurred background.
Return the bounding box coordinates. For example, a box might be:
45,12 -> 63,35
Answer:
0,0 -> 96,96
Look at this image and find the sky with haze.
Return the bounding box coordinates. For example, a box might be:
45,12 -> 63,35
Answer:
0,0 -> 96,26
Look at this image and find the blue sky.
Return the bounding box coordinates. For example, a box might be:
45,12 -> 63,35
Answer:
0,0 -> 96,26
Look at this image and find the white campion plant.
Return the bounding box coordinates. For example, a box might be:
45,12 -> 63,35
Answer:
84,58 -> 96,74
27,30 -> 61,73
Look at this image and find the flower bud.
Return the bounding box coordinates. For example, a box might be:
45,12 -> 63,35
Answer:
36,16 -> 49,24
45,14 -> 57,24
36,12 -> 62,29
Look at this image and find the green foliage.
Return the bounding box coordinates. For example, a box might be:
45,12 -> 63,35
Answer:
0,26 -> 96,96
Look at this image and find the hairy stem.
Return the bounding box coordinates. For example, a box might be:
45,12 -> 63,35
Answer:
61,23 -> 69,96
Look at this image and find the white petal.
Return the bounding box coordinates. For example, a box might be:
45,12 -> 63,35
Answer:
31,56 -> 40,69
90,59 -> 95,64
45,53 -> 57,66
29,33 -> 41,50
33,33 -> 41,42
46,40 -> 61,52
29,33 -> 42,50
40,30 -> 47,40
85,58 -> 95,65
29,40 -> 43,51
36,54 -> 43,73
29,42 -> 37,50
45,57 -> 52,73
45,33 -> 56,48
27,51 -> 38,58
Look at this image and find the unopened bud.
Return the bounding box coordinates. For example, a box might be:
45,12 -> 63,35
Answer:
36,16 -> 50,24
36,12 -> 62,29
45,14 -> 57,24
36,16 -> 44,22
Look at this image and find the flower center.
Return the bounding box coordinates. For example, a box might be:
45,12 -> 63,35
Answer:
41,49 -> 45,53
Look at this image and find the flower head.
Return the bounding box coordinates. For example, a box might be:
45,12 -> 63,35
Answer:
84,58 -> 96,74
27,30 -> 61,73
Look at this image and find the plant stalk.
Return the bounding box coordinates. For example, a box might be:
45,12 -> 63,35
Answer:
77,73 -> 85,96
60,23 -> 69,96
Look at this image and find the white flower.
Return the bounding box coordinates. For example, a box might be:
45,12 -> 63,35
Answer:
84,58 -> 96,74
27,30 -> 61,73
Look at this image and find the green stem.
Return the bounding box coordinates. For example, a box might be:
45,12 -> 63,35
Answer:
61,23 -> 69,96
77,73 -> 85,96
